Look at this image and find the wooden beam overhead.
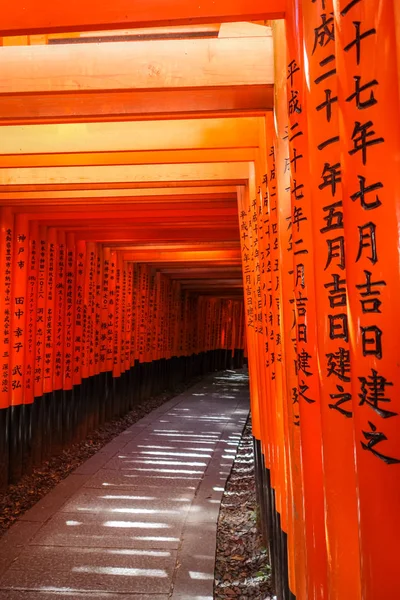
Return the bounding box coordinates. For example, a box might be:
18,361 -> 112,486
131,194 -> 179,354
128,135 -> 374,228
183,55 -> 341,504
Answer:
0,162 -> 251,187
0,1 -> 285,36
0,148 -> 255,169
0,187 -> 239,203
0,37 -> 273,94
0,118 -> 261,154
0,87 -> 272,126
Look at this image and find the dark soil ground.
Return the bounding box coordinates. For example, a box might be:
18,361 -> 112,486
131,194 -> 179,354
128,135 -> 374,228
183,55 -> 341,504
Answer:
214,419 -> 274,600
0,377 -> 202,538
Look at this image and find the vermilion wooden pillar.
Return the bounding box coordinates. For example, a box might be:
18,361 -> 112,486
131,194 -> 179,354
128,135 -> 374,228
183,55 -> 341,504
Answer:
302,1 -> 362,598
278,9 -> 329,598
334,1 -> 400,597
270,31 -> 307,598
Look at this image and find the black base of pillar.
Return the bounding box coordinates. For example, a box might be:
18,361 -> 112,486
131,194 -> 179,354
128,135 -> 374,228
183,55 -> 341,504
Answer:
9,404 -> 23,483
253,435 -> 292,600
22,402 -> 33,476
0,407 -> 9,490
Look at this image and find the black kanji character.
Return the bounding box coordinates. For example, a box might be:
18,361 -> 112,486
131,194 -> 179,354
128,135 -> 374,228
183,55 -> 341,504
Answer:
291,179 -> 305,200
287,60 -> 300,86
361,421 -> 400,464
292,206 -> 307,231
329,385 -> 352,418
324,273 -> 347,308
361,325 -> 382,359
312,13 -> 335,55
349,121 -> 384,166
346,75 -> 378,110
299,379 -> 315,403
356,269 -> 386,313
320,201 -> 344,233
326,347 -> 351,382
288,89 -> 302,114
319,162 -> 341,196
325,236 -> 345,270
344,21 -> 376,65
297,349 -> 313,376
315,54 -> 336,85
359,369 -> 396,418
350,175 -> 382,210
316,88 -> 338,123
356,222 -> 377,264
329,314 -> 349,342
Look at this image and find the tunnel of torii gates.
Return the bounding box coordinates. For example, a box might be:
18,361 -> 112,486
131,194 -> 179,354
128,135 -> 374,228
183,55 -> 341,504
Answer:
0,0 -> 399,598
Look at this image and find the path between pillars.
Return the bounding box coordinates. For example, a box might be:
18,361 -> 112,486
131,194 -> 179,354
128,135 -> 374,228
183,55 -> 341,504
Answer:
0,369 -> 250,600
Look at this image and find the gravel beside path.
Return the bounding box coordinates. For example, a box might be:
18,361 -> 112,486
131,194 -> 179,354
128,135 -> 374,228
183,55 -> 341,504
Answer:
214,419 -> 274,600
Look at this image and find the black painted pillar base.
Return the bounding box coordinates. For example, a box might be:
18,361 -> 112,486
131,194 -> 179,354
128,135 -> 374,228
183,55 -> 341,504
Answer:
32,396 -> 43,467
0,407 -> 9,490
9,404 -> 23,483
22,402 -> 33,476
253,435 -> 294,600
41,392 -> 53,461
51,389 -> 64,456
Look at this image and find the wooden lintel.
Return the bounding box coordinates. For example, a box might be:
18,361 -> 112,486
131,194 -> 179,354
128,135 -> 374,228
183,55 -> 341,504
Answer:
0,37 -> 273,94
0,87 -> 272,126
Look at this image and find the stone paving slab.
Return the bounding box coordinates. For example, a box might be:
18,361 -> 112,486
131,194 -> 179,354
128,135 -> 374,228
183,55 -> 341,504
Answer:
0,370 -> 249,598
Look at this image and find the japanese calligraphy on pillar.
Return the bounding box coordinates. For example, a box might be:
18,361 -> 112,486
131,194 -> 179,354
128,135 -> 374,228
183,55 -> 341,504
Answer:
10,214 -> 29,403
54,231 -> 65,391
44,228 -> 56,393
63,234 -> 75,389
334,0 -> 400,596
0,208 -> 13,407
34,227 -> 47,397
25,221 -> 38,403
335,0 -> 400,464
73,240 -> 85,386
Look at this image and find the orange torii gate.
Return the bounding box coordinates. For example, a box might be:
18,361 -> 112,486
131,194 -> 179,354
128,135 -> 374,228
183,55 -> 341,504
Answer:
0,2 -> 400,599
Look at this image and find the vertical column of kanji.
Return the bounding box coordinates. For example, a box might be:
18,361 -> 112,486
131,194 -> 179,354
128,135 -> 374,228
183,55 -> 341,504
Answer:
303,2 -> 362,597
63,233 -> 75,445
99,246 -> 110,420
34,226 -> 47,450
9,213 -> 29,481
272,30 -> 308,600
131,264 -> 139,370
94,245 -> 103,426
81,241 -> 92,430
112,252 -> 123,413
252,160 -> 277,568
143,266 -> 152,396
52,229 -> 66,454
41,226 -> 56,458
74,240 -> 86,438
281,5 -> 329,597
0,208 -> 13,488
237,187 -> 262,443
160,275 -> 167,370
106,250 -> 116,416
137,264 -> 145,370
118,258 -> 127,413
149,270 -> 157,386
154,272 -> 162,390
125,262 -> 133,406
333,1 -> 400,597
263,136 -> 290,560
25,220 -> 39,467
120,260 -> 127,377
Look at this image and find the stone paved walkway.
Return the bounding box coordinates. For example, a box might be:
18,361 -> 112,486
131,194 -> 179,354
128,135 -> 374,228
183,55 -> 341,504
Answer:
0,370 -> 249,600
